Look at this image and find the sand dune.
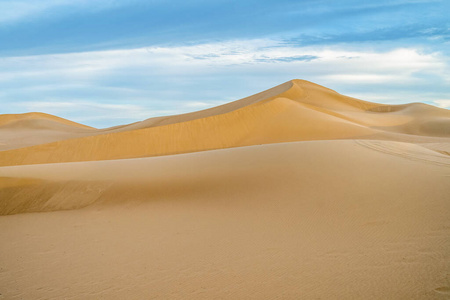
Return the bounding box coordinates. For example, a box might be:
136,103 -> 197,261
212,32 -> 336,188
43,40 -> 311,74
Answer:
0,80 -> 449,166
0,80 -> 449,299
0,112 -> 93,129
0,112 -> 95,151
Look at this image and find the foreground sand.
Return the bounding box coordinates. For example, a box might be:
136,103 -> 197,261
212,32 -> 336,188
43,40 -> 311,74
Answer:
0,80 -> 449,299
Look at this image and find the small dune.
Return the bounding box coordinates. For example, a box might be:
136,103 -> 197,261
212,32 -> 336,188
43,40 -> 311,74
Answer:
0,112 -> 96,151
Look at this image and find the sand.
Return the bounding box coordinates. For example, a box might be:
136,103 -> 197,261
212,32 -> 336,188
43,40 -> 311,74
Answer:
0,79 -> 449,299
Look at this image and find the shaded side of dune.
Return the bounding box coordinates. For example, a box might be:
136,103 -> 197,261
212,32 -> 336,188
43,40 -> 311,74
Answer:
0,140 -> 448,215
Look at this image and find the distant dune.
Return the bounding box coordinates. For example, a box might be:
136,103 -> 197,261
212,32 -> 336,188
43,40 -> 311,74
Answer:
0,80 -> 449,299
0,80 -> 449,167
0,112 -> 95,151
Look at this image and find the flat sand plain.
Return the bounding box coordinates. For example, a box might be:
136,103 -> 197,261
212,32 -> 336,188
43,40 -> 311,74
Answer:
0,80 -> 449,299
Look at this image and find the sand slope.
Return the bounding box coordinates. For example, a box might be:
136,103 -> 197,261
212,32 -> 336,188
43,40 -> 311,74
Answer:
0,79 -> 449,299
1,80 -> 449,166
0,140 -> 449,299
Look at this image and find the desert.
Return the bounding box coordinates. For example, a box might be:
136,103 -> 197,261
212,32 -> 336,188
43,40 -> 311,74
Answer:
0,79 -> 449,299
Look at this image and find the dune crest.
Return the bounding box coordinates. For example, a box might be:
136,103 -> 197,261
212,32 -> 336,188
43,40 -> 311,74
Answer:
0,112 -> 96,151
0,79 -> 449,166
0,112 -> 94,129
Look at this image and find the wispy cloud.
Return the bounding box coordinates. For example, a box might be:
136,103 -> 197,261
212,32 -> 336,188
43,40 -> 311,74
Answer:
1,39 -> 449,127
433,99 -> 450,108
1,39 -> 446,78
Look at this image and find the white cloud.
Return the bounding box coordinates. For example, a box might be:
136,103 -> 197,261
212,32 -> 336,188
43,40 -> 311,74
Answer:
0,40 -> 447,82
322,74 -> 401,84
433,99 -> 450,108
1,38 -> 449,127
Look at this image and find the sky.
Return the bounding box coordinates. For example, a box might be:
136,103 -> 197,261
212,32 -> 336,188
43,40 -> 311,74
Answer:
0,0 -> 449,128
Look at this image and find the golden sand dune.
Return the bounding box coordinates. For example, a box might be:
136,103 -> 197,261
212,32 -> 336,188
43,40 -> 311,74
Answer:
0,80 -> 449,166
0,112 -> 93,129
0,112 -> 95,151
0,80 -> 449,299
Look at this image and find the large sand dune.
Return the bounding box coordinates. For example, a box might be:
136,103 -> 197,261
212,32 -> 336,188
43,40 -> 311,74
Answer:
0,80 -> 449,299
1,80 -> 449,166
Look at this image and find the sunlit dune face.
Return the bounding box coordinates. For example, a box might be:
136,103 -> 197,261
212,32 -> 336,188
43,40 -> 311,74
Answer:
0,80 -> 449,299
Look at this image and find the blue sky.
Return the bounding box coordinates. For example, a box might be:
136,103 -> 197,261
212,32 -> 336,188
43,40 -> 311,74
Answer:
0,0 -> 449,128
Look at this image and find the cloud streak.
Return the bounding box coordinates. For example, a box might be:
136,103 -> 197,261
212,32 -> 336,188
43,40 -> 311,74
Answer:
433,100 -> 450,108
1,39 -> 449,127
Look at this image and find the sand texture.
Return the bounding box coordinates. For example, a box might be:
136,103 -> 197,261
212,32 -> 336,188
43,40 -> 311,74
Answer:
0,80 -> 449,299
